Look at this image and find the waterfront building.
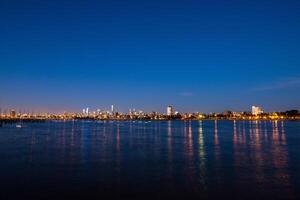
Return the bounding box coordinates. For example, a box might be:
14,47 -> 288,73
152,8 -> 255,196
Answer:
252,106 -> 264,115
167,106 -> 174,116
10,109 -> 16,117
97,109 -> 101,115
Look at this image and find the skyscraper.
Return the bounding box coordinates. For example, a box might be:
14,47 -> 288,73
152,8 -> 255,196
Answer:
167,106 -> 174,116
252,106 -> 264,115
10,109 -> 16,117
111,105 -> 114,114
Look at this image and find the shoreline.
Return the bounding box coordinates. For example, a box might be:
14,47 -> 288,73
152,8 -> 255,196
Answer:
1,118 -> 299,125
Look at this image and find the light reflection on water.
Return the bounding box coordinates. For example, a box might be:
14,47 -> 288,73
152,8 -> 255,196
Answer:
0,120 -> 299,199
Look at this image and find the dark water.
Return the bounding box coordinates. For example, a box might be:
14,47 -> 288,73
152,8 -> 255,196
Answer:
0,120 -> 299,199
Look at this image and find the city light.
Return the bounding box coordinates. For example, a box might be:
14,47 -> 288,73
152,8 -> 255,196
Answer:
0,105 -> 299,122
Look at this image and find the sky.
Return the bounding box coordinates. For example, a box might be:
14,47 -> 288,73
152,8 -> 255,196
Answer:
0,0 -> 300,113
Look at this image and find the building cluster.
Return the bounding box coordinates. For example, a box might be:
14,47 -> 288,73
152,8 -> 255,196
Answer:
252,106 -> 264,115
0,105 -> 300,121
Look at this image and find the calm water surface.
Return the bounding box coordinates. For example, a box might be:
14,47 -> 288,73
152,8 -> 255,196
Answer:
0,120 -> 299,199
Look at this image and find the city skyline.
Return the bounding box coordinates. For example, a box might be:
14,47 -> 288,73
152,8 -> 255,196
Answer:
1,0 -> 300,113
0,104 -> 298,116
1,104 -> 299,122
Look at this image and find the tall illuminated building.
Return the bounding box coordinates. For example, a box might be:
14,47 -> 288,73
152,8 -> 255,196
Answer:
167,106 -> 174,116
252,106 -> 263,115
97,109 -> 101,115
111,105 -> 114,114
10,109 -> 16,117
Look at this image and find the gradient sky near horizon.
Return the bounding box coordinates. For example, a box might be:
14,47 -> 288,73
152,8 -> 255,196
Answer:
1,0 -> 300,113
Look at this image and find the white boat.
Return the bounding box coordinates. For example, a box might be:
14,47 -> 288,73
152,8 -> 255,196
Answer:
16,124 -> 22,128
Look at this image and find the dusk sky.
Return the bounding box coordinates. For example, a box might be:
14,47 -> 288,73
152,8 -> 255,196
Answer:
1,0 -> 300,113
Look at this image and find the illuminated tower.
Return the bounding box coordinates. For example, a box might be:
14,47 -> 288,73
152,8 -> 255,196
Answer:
167,106 -> 174,116
111,105 -> 114,115
97,109 -> 101,115
10,109 -> 16,117
252,106 -> 263,115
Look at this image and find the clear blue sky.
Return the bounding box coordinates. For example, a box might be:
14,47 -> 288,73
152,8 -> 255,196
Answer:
0,0 -> 300,113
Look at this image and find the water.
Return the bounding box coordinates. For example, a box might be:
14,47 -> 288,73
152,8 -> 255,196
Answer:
0,120 -> 299,199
